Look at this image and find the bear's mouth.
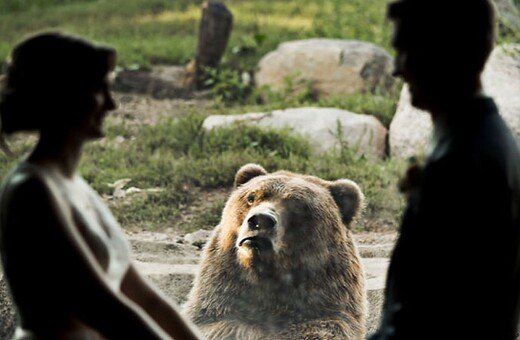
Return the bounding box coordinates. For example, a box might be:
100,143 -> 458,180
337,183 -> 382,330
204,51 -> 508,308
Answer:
238,236 -> 273,250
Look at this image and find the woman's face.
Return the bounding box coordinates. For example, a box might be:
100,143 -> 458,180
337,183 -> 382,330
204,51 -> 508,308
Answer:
76,74 -> 116,140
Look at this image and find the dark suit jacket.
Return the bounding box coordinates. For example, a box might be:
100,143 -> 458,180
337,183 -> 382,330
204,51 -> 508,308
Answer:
371,97 -> 520,340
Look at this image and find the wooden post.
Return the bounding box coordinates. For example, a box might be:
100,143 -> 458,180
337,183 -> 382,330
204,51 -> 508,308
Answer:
194,1 -> 233,89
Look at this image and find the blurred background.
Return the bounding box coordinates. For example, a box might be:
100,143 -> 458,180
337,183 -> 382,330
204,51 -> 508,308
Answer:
0,0 -> 518,234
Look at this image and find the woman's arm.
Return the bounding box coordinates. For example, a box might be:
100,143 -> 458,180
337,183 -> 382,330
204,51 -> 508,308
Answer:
121,264 -> 204,340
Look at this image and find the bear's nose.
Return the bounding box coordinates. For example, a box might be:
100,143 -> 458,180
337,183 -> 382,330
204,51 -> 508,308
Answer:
247,213 -> 276,230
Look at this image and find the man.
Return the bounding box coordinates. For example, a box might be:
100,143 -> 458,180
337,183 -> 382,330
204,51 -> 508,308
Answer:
370,1 -> 520,339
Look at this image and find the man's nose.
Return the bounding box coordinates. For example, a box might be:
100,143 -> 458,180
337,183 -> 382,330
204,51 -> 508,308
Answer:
105,93 -> 117,111
392,53 -> 405,78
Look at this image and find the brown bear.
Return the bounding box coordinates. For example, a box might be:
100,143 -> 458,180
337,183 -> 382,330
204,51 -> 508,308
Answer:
184,163 -> 366,339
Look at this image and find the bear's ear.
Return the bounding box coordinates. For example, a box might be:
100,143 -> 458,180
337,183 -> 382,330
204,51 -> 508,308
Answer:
234,163 -> 268,188
328,179 -> 364,227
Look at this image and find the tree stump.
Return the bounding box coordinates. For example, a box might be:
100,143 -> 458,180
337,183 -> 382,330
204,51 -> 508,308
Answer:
193,1 -> 233,89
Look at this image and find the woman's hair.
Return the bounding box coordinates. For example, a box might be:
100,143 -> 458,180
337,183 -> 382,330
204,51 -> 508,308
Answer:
0,31 -> 116,134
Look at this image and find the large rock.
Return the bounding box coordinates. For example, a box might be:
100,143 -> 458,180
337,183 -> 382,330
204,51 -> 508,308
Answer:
255,39 -> 395,99
202,107 -> 388,160
389,44 -> 520,159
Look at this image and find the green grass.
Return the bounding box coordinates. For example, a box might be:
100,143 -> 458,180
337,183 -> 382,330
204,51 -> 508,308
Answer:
0,0 -> 200,69
3,0 -> 513,233
73,114 -> 405,232
0,0 -> 393,70
0,0 -> 516,69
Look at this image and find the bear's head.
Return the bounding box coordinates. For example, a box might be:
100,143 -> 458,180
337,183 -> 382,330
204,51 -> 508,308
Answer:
185,163 -> 367,338
217,163 -> 364,281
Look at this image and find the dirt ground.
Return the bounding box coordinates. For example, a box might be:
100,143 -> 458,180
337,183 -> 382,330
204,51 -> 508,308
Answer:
0,81 -> 399,339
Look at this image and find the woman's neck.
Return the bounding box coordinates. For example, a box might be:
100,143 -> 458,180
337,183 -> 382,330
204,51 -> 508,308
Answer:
28,131 -> 84,179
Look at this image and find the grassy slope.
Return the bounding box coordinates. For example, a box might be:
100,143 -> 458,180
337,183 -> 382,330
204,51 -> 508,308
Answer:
0,0 -> 392,68
4,0 -> 516,232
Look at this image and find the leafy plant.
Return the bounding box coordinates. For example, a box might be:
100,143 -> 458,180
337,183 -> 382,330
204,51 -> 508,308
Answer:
202,67 -> 253,105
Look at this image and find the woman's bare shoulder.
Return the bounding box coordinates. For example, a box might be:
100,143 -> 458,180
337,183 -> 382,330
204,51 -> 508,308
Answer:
1,163 -> 53,203
0,163 -> 71,229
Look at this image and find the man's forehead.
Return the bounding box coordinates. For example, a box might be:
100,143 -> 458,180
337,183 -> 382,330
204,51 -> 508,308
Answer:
389,18 -> 419,49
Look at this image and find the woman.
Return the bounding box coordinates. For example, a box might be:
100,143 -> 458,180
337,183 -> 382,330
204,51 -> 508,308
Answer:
0,31 -> 203,340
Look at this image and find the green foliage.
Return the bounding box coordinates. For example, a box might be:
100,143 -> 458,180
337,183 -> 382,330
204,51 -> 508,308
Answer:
201,67 -> 253,105
109,187 -> 189,231
247,80 -> 401,129
0,0 -> 419,233
75,115 -> 312,230
0,0 -> 199,69
308,146 -> 406,231
308,0 -> 391,47
193,125 -> 311,160
0,113 -> 405,232
189,197 -> 226,231
75,115 -> 405,232
316,82 -> 403,128
0,138 -> 34,179
498,19 -> 520,43
132,115 -> 204,157
0,0 -> 95,12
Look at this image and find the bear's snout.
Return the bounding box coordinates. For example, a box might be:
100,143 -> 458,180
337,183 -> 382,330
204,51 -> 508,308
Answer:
236,204 -> 279,251
247,213 -> 276,231
243,203 -> 278,232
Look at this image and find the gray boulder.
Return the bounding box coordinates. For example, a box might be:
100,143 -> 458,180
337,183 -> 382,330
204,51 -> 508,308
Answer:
255,39 -> 395,99
202,107 -> 388,160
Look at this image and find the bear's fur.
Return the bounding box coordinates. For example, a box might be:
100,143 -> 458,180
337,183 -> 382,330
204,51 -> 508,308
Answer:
184,164 -> 366,339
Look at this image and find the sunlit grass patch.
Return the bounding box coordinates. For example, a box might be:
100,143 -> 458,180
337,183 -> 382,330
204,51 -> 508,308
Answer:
76,114 -> 405,232
134,7 -> 200,26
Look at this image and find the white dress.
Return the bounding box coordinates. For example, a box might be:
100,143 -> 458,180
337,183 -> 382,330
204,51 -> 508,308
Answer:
0,161 -> 133,339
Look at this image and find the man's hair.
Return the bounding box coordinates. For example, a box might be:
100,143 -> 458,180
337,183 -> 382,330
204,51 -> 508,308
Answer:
387,0 -> 496,78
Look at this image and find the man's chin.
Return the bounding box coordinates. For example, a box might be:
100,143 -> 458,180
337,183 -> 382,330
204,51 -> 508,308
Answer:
410,93 -> 430,111
86,128 -> 105,140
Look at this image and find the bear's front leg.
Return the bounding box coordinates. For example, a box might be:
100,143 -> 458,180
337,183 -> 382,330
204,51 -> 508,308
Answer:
282,319 -> 363,340
199,320 -> 276,340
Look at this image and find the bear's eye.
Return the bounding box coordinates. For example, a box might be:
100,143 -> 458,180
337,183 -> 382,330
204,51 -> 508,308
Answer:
246,193 -> 255,206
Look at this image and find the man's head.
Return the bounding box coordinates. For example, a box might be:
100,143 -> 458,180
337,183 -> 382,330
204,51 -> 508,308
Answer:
387,0 -> 496,111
